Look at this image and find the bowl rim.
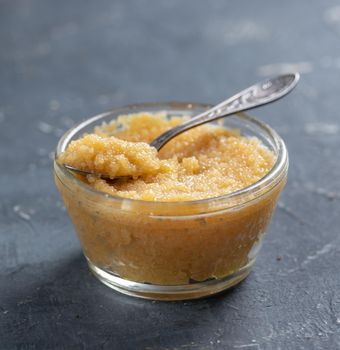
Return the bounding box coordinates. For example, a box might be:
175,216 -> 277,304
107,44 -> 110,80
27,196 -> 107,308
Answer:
54,101 -> 288,208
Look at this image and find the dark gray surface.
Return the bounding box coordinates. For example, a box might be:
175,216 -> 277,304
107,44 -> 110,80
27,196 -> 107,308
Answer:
1,0 -> 340,349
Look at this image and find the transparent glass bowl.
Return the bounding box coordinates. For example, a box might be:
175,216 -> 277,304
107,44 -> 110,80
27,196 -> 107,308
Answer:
54,102 -> 288,300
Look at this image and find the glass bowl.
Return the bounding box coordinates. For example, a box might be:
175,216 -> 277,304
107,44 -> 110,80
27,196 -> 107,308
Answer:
54,102 -> 288,300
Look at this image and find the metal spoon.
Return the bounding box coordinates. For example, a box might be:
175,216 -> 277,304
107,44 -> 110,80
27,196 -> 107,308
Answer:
64,73 -> 299,179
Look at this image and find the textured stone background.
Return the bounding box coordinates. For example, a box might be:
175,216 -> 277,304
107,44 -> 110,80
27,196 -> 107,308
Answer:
1,0 -> 340,349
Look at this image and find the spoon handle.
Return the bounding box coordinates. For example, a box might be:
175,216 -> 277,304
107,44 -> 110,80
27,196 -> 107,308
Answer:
150,73 -> 300,151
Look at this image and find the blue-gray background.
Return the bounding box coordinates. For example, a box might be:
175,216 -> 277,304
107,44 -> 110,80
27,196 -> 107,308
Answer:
1,0 -> 340,349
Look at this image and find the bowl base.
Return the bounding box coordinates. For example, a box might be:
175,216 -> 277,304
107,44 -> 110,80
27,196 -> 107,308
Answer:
87,259 -> 255,301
